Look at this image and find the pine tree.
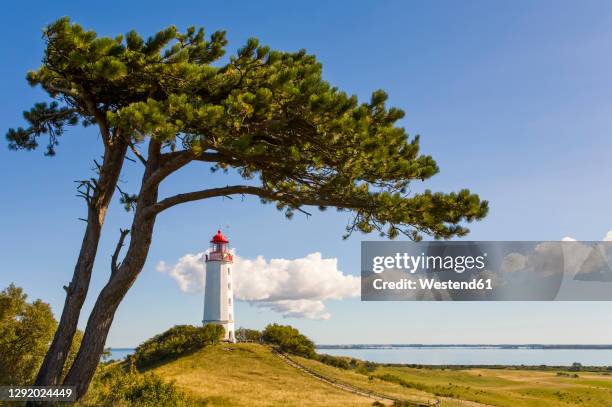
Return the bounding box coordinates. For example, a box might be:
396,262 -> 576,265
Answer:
8,18 -> 488,398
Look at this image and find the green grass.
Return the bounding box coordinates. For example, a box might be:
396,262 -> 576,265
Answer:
148,343 -> 612,406
150,343 -> 375,406
371,366 -> 612,406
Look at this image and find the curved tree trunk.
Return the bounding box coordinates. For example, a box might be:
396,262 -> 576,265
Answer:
64,141 -> 161,399
33,141 -> 128,387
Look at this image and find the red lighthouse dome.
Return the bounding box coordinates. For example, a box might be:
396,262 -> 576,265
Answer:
206,230 -> 233,262
211,229 -> 229,244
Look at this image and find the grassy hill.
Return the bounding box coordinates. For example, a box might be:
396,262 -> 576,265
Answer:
147,343 -> 612,407
150,343 -> 375,406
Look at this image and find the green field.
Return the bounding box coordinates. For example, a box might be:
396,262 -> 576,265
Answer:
149,343 -> 612,406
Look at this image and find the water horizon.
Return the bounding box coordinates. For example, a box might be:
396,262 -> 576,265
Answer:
107,344 -> 612,366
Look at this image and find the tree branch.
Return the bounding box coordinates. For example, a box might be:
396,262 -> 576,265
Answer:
140,149 -> 211,193
128,141 -> 147,165
78,89 -> 112,148
111,228 -> 130,275
45,84 -> 80,100
144,185 -> 375,218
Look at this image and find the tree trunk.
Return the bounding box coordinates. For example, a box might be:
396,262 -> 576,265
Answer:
33,141 -> 128,387
63,141 -> 161,399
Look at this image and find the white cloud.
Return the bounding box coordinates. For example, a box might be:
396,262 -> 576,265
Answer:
500,252 -> 527,273
563,230 -> 612,242
155,254 -> 205,293
535,231 -> 612,277
258,300 -> 331,320
156,252 -> 359,320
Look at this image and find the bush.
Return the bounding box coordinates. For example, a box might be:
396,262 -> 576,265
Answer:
374,373 -> 428,392
235,327 -> 261,342
132,324 -> 224,368
86,364 -> 199,406
557,372 -> 579,378
261,324 -> 316,358
317,354 -> 350,369
355,361 -> 379,374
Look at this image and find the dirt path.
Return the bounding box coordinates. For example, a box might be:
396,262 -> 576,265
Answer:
438,396 -> 495,407
270,347 -> 437,406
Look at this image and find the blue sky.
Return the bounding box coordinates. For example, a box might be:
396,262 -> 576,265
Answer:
2,0 -> 612,347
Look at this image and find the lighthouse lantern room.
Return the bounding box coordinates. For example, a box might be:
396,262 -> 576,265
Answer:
203,230 -> 235,342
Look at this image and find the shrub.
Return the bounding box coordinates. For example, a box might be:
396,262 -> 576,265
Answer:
132,324 -> 224,368
375,373 -> 428,392
86,364 -> 199,406
557,372 -> 579,378
235,327 -> 262,342
317,354 -> 350,369
355,361 -> 379,375
261,324 -> 316,358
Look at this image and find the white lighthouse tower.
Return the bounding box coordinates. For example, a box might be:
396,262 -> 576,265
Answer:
203,230 -> 236,342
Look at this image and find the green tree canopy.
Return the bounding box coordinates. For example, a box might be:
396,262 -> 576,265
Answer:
10,17 -> 487,240
0,284 -> 81,385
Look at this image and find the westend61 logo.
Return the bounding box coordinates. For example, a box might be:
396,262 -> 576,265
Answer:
361,241 -> 612,301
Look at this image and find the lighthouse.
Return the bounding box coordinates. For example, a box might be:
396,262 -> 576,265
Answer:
203,230 -> 236,342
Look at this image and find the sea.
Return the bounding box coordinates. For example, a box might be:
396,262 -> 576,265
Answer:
107,346 -> 612,367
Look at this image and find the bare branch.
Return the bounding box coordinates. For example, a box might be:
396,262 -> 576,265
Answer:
128,141 -> 147,165
74,179 -> 96,207
111,228 -> 130,275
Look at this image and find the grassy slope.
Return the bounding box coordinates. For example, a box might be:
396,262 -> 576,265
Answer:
151,343 -> 374,407
151,343 -> 612,407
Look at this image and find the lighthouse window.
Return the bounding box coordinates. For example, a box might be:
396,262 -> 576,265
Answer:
228,298 -> 232,306
227,267 -> 231,274
228,282 -> 231,290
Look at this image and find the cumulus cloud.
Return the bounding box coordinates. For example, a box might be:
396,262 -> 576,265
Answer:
156,252 -> 359,320
500,252 -> 528,273
258,300 -> 331,320
563,230 -> 612,242
495,231 -> 612,284
156,254 -> 205,293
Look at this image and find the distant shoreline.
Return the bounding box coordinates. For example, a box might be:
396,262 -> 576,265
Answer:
107,345 -> 612,367
316,344 -> 612,350
109,344 -> 612,351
